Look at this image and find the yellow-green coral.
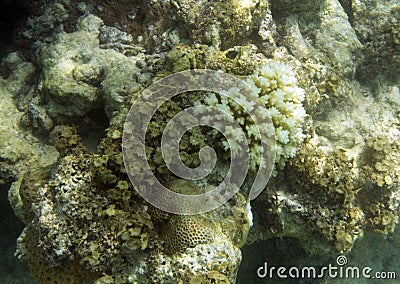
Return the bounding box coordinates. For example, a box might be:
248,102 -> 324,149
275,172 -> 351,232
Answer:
18,227 -> 100,284
356,133 -> 400,235
163,44 -> 259,75
274,129 -> 400,253
364,133 -> 400,187
16,151 -> 154,278
290,135 -> 359,190
282,134 -> 364,253
190,270 -> 231,284
49,125 -> 84,156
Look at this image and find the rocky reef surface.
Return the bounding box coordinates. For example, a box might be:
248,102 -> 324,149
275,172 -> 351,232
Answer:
0,0 -> 399,283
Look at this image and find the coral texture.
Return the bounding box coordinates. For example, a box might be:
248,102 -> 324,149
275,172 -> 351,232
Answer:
2,0 -> 399,283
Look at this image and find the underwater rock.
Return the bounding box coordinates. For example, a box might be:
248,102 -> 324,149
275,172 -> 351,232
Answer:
170,0 -> 270,49
35,14 -> 147,121
0,52 -> 58,184
312,0 -> 361,76
351,0 -> 400,84
272,0 -> 361,77
23,2 -> 68,43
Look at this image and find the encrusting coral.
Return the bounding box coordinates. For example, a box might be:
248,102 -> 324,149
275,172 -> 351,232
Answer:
10,75 -> 254,283
361,133 -> 400,235
14,126 -> 156,282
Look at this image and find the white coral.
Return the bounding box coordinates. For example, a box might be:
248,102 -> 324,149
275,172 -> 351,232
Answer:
203,60 -> 306,175
248,61 -> 306,173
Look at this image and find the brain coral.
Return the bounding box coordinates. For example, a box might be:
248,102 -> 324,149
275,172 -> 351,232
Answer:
164,215 -> 215,254
148,180 -> 215,254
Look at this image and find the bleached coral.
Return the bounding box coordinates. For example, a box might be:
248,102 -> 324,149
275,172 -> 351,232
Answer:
247,61 -> 307,171
202,61 -> 306,175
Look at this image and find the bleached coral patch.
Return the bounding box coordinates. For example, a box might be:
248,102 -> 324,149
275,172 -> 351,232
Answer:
247,61 -> 306,172
202,60 -> 307,175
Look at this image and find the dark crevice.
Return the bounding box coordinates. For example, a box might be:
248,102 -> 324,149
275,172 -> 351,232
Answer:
76,107 -> 109,153
0,183 -> 34,281
237,238 -> 327,283
0,183 -> 24,250
0,1 -> 29,44
338,0 -> 354,25
0,0 -> 37,59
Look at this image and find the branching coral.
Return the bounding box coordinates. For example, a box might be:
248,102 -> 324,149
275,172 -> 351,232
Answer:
147,59 -> 307,181
247,61 -> 306,171
199,60 -> 306,175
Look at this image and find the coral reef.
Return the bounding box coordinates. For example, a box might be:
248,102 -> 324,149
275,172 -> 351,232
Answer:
15,150 -> 154,278
11,143 -> 251,282
1,0 -> 399,283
